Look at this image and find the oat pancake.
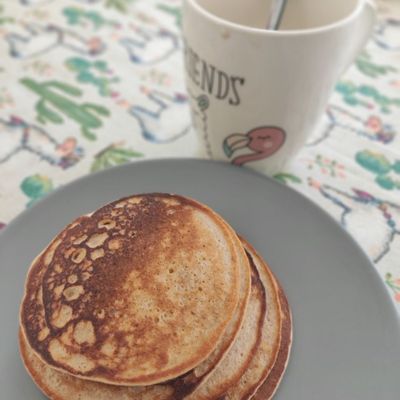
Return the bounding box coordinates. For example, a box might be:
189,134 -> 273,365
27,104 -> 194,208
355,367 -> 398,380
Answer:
19,238 -> 290,400
18,247 -> 251,400
20,194 -> 245,386
221,239 -> 292,400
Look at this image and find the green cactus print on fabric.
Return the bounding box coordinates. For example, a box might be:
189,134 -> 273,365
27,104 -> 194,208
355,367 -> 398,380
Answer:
336,81 -> 400,113
157,4 -> 182,27
273,173 -> 302,185
63,7 -> 120,30
0,3 -> 14,25
20,174 -> 54,207
356,51 -> 397,78
20,78 -> 110,141
105,0 -> 137,13
356,150 -> 400,190
91,142 -> 143,172
65,58 -> 119,97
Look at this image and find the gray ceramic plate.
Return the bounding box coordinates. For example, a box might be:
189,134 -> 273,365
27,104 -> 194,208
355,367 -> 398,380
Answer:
1,159 -> 399,399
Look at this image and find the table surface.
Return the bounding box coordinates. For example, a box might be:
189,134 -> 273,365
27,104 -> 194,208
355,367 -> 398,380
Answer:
0,0 -> 399,312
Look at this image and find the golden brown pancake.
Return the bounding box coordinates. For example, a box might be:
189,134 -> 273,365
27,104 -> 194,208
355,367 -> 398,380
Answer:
20,194 -> 246,386
18,250 -> 252,400
221,239 -> 292,400
18,239 -> 291,400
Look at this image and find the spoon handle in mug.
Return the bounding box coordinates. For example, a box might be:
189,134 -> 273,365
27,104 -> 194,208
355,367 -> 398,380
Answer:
266,0 -> 288,30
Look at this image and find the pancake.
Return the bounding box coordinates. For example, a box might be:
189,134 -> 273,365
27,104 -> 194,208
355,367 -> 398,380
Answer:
18,248 -> 251,400
19,238 -> 290,400
20,194 -> 245,386
220,239 -> 292,400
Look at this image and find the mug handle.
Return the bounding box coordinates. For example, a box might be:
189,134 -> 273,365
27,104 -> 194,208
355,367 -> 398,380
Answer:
346,0 -> 376,68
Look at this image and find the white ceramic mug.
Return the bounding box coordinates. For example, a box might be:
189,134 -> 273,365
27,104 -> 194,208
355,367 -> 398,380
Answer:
183,0 -> 376,175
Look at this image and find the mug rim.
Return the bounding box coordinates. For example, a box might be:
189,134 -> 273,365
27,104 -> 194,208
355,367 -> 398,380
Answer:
185,0 -> 366,36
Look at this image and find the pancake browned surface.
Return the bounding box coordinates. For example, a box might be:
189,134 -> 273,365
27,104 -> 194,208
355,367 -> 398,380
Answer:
20,194 -> 245,386
19,237 -> 291,400
221,239 -> 292,400
18,249 -> 251,400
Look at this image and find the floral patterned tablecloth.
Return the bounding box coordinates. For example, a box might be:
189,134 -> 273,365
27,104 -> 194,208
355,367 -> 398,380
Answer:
0,0 -> 399,310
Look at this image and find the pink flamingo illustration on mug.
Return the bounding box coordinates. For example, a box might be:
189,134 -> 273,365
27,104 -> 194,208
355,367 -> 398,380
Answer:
223,126 -> 286,166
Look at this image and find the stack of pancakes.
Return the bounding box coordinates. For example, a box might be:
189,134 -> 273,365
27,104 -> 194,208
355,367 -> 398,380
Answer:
19,194 -> 292,400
